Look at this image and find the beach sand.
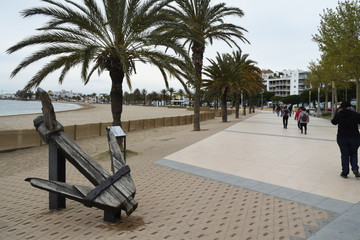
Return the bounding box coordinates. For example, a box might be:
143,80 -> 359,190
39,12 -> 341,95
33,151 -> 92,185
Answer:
0,104 -> 239,177
0,103 -> 193,130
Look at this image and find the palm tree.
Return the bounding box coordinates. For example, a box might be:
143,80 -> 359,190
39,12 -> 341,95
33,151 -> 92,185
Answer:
177,89 -> 185,106
141,89 -> 147,105
147,91 -> 160,105
157,0 -> 249,130
168,87 -> 175,105
177,89 -> 185,99
123,91 -> 131,104
231,50 -> 263,117
133,88 -> 141,104
7,0 -> 187,127
203,53 -> 235,122
160,89 -> 168,105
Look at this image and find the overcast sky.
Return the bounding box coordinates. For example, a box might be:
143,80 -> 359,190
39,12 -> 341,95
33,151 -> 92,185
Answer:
0,0 -> 340,95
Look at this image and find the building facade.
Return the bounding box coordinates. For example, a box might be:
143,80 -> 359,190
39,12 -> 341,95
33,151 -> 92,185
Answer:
262,69 -> 310,97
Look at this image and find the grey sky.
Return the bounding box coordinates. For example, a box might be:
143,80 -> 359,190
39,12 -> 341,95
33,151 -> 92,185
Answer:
0,0 -> 340,94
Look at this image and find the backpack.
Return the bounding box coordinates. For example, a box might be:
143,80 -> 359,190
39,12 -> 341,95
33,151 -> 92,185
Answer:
301,113 -> 307,122
283,109 -> 289,116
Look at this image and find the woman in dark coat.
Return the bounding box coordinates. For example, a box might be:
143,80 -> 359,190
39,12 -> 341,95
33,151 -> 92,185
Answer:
331,101 -> 360,178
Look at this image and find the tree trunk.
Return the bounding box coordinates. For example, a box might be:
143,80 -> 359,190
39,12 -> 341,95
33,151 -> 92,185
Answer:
235,92 -> 240,118
193,85 -> 201,131
331,81 -> 335,118
191,42 -> 205,131
357,79 -> 360,112
325,89 -> 328,113
109,69 -> 125,151
252,95 -> 255,113
248,95 -> 252,114
221,88 -> 228,122
335,83 -> 338,112
243,94 -> 247,116
109,69 -> 124,126
316,87 -> 321,115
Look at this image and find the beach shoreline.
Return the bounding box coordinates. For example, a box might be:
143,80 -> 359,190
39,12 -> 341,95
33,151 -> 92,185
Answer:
0,101 -> 95,118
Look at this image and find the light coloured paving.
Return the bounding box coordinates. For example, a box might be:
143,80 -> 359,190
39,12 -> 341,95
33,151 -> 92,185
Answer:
164,111 -> 360,204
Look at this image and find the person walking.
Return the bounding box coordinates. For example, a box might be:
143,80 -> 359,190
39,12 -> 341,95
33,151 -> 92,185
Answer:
281,105 -> 290,129
288,104 -> 293,117
294,107 -> 302,129
276,104 -> 281,117
298,107 -> 309,134
331,101 -> 360,179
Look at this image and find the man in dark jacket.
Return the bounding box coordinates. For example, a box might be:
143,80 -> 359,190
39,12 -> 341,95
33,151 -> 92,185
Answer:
331,101 -> 360,178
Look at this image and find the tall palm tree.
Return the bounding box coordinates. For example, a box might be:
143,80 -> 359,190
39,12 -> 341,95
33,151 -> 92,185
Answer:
7,0 -> 187,127
141,89 -> 147,105
157,0 -> 249,130
176,88 -> 185,106
231,50 -> 263,117
160,89 -> 168,105
177,89 -> 185,99
203,53 -> 235,122
168,87 -> 175,105
123,91 -> 131,104
147,91 -> 160,105
133,88 -> 141,104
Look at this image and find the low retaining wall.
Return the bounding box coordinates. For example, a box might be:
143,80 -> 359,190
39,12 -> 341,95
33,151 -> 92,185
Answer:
186,108 -> 235,117
0,112 -> 215,152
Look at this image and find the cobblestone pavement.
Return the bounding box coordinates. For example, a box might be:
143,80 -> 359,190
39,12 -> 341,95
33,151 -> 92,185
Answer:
1,112 -> 358,239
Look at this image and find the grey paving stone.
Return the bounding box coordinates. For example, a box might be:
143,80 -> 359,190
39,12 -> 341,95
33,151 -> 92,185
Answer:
271,187 -> 303,200
249,182 -> 282,194
315,198 -> 353,214
289,192 -> 327,206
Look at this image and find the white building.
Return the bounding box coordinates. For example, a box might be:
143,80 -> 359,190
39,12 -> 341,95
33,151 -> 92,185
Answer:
262,69 -> 310,97
52,90 -> 74,98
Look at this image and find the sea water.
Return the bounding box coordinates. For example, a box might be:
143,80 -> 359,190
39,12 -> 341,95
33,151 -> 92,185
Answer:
0,100 -> 81,116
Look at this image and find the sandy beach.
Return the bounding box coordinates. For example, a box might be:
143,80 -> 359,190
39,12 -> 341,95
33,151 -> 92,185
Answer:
0,103 -> 193,130
0,104 -> 225,177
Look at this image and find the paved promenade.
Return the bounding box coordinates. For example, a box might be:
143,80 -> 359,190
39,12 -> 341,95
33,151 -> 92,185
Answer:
1,111 -> 359,239
158,111 -> 360,239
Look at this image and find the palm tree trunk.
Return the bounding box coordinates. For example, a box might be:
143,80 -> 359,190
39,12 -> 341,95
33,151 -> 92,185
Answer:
235,92 -> 240,118
243,92 -> 246,116
109,69 -> 124,127
248,94 -> 252,114
221,88 -> 228,122
193,86 -> 201,130
109,69 -> 125,151
192,42 -> 205,131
